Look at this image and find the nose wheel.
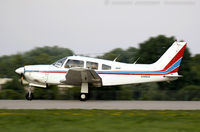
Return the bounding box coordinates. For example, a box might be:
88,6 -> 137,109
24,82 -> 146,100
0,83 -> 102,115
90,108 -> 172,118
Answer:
25,92 -> 33,101
25,86 -> 33,101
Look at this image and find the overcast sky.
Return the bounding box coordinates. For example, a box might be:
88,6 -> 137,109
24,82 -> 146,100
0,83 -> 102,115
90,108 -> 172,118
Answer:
0,0 -> 199,56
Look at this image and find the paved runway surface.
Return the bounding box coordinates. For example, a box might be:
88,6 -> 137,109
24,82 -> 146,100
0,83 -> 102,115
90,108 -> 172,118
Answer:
0,100 -> 200,110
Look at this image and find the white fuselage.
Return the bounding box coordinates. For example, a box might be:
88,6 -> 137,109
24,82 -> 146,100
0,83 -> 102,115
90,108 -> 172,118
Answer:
23,56 -> 172,87
15,42 -> 186,88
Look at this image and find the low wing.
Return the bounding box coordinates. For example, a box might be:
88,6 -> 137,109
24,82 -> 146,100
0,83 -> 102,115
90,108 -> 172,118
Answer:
61,68 -> 102,87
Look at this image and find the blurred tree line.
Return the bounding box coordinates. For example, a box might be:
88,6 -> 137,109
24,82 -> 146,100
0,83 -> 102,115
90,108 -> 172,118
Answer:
0,35 -> 199,100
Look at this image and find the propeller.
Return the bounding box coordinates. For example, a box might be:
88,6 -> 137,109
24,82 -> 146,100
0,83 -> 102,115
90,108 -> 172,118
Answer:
15,66 -> 25,85
20,73 -> 24,85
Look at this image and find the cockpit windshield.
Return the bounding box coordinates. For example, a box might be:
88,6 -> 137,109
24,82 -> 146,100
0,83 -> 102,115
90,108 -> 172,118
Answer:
52,57 -> 67,67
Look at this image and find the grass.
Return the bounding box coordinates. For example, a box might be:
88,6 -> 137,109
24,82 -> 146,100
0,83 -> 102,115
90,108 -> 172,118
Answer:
0,109 -> 200,132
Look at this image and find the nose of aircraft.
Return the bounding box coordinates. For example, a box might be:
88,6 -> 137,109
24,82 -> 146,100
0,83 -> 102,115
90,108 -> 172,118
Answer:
15,67 -> 24,74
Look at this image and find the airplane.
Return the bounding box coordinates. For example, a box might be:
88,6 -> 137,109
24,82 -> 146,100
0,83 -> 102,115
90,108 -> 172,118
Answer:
15,41 -> 187,101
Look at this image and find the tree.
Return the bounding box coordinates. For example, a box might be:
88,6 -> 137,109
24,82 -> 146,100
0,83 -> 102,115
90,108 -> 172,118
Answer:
99,47 -> 138,63
0,46 -> 74,78
177,85 -> 200,101
0,78 -> 25,99
190,54 -> 200,85
23,46 -> 74,65
136,35 -> 176,64
0,54 -> 24,77
1,78 -> 24,94
34,86 -> 60,100
0,89 -> 23,99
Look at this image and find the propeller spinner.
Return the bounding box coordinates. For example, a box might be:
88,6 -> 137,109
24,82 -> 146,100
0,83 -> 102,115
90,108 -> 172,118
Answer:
15,67 -> 25,85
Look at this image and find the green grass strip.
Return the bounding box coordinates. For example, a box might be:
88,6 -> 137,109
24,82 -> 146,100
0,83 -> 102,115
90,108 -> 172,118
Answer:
0,110 -> 200,132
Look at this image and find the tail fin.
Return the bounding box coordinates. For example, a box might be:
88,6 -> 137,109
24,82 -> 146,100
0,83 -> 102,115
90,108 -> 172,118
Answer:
152,41 -> 187,73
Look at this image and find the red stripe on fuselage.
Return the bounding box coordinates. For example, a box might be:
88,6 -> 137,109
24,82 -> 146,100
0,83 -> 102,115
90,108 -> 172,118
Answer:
98,71 -> 175,76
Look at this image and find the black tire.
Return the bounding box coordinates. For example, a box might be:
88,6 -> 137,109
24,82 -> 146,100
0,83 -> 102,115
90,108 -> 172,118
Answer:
25,92 -> 33,101
80,93 -> 88,101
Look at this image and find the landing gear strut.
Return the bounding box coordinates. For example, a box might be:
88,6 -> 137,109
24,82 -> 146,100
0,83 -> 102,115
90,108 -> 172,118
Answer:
80,83 -> 89,101
25,86 -> 33,101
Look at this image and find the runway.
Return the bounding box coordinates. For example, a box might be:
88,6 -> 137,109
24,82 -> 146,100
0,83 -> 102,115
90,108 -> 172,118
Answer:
0,100 -> 200,110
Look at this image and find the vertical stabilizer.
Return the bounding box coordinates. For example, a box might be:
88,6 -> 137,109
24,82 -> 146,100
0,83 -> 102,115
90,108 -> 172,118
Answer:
152,42 -> 187,73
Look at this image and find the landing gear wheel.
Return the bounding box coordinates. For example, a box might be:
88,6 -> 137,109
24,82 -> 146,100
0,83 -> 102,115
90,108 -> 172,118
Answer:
25,92 -> 33,101
80,93 -> 88,101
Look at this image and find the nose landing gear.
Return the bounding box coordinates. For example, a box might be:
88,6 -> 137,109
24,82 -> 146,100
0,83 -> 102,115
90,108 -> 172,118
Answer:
25,86 -> 33,101
25,92 -> 33,101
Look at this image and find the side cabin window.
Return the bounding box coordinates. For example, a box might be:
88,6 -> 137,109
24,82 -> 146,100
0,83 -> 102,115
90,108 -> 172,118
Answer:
65,59 -> 84,68
102,64 -> 111,70
86,61 -> 98,70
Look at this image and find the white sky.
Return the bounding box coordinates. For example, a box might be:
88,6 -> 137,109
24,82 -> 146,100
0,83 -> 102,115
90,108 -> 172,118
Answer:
0,0 -> 199,56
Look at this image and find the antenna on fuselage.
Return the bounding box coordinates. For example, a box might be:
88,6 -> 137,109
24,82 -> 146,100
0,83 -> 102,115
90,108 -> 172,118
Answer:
113,55 -> 120,62
133,57 -> 140,64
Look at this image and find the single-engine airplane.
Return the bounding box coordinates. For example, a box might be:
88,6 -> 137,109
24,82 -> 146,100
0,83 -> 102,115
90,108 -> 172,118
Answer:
15,42 -> 187,101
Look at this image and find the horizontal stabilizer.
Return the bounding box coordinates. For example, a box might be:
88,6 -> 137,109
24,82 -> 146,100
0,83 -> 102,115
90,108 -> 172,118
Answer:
164,73 -> 183,78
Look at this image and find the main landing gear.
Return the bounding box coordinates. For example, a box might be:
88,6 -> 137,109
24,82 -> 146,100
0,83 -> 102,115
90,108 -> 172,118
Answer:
80,83 -> 89,101
25,86 -> 33,101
